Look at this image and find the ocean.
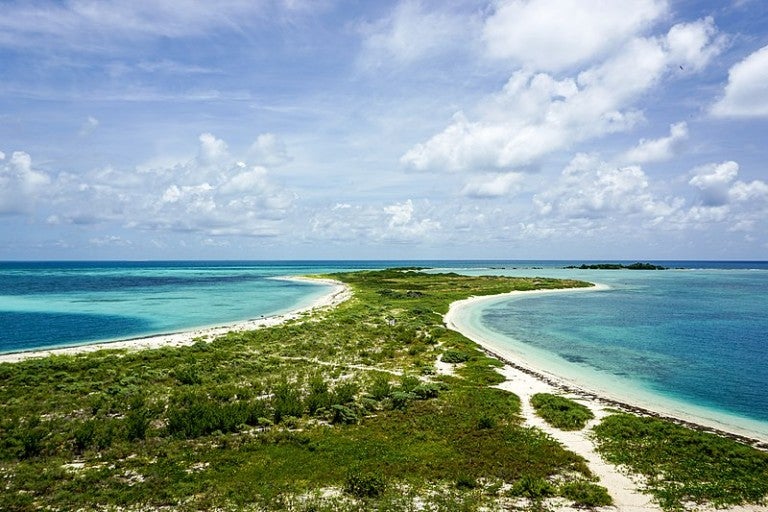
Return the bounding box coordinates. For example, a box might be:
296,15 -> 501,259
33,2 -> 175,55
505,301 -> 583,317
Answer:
1,260 -> 766,439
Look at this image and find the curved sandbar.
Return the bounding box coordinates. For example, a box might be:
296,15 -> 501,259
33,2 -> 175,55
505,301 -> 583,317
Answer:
444,283 -> 768,446
0,276 -> 351,364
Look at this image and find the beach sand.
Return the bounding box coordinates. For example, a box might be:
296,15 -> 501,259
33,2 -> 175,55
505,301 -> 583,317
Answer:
0,276 -> 351,364
444,284 -> 768,512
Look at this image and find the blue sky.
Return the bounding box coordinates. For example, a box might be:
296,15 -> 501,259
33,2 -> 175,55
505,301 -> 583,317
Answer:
1,0 -> 767,260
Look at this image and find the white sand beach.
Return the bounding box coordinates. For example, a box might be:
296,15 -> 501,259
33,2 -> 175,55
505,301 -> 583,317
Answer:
0,276 -> 351,364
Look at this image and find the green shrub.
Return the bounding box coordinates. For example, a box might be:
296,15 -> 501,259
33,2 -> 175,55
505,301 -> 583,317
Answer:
442,350 -> 470,364
512,475 -> 554,500
559,480 -> 613,508
369,373 -> 393,401
331,381 -> 358,406
477,415 -> 495,430
455,474 -> 478,490
73,420 -> 96,453
167,393 -> 264,438
173,365 -> 202,385
124,396 -> 152,441
330,405 -> 359,425
397,374 -> 421,393
273,382 -> 304,423
18,424 -> 46,459
530,393 -> 594,430
390,391 -> 417,411
412,383 -> 440,400
305,375 -> 331,415
344,470 -> 387,499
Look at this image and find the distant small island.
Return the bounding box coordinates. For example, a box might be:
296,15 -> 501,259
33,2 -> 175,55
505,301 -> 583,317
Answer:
564,262 -> 668,270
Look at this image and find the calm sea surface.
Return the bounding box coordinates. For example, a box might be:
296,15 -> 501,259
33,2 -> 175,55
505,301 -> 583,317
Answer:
1,260 -> 766,436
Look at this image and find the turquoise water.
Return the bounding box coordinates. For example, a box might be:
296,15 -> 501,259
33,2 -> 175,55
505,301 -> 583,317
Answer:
2,260 -> 766,438
439,263 -> 768,438
0,261 -> 363,353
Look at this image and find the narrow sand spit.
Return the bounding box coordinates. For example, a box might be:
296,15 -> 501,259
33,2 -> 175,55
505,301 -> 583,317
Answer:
0,276 -> 351,364
444,286 -> 768,512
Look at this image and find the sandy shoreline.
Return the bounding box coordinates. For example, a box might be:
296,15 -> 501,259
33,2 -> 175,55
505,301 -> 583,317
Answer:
0,276 -> 351,364
444,283 -> 768,448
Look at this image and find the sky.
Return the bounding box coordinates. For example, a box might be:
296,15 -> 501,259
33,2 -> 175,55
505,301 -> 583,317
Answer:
1,0 -> 767,261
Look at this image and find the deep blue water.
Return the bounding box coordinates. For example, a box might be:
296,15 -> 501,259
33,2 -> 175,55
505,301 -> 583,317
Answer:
1,260 -> 766,435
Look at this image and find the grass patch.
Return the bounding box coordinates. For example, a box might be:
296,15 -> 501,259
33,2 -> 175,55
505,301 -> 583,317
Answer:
593,413 -> 768,510
530,393 -> 594,431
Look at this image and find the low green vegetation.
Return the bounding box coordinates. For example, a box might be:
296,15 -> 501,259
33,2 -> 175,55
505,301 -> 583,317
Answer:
0,269 -> 764,511
0,270 -> 602,511
593,413 -> 768,510
530,393 -> 595,431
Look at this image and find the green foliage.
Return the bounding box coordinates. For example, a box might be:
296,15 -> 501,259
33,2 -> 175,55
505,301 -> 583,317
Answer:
454,474 -> 479,490
344,470 -> 387,499
511,475 -> 554,500
442,349 -> 470,364
166,392 -> 268,438
173,364 -> 202,385
330,405 -> 359,425
559,480 -> 613,507
305,374 -> 332,415
390,391 -> 417,411
368,373 -> 393,401
530,393 -> 594,431
73,420 -> 96,454
331,381 -> 358,406
477,415 -> 495,430
594,413 -> 768,510
124,395 -> 152,441
273,380 -> 305,423
412,383 -> 441,399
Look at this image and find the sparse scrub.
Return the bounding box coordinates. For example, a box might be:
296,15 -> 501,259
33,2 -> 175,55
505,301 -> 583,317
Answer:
594,413 -> 768,510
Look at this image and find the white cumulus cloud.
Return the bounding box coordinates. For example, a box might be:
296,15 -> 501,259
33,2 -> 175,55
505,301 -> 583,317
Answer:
0,150 -> 51,215
534,153 -> 680,220
711,44 -> 768,118
402,18 -> 722,173
689,161 -> 768,208
689,161 -> 739,206
622,121 -> 689,163
482,0 -> 667,71
43,133 -> 293,237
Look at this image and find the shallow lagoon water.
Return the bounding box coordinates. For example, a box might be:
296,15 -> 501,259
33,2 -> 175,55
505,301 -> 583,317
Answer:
0,261 -> 359,353
439,264 -> 768,439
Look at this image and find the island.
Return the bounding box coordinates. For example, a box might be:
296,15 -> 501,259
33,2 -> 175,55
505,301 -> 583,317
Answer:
0,270 -> 765,511
564,262 -> 668,270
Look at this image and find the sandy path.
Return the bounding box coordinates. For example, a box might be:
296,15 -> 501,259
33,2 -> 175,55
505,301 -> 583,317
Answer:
0,276 -> 351,364
494,365 -> 659,511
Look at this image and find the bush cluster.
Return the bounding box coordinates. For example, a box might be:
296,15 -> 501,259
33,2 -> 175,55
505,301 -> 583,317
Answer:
530,393 -> 594,430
